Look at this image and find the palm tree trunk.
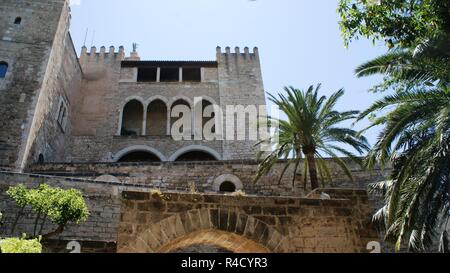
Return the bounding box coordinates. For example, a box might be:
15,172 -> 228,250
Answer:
306,152 -> 319,190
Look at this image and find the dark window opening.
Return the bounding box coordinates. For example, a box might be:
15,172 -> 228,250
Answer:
175,151 -> 217,162
170,99 -> 191,135
202,100 -> 216,134
37,154 -> 44,164
146,100 -> 167,136
183,68 -> 201,82
118,151 -> 161,163
0,62 -> 8,78
160,67 -> 179,82
121,100 -> 144,136
14,17 -> 22,25
56,99 -> 68,131
137,67 -> 157,82
219,182 -> 236,193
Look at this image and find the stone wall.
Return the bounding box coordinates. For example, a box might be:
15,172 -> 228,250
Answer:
26,30 -> 82,167
62,45 -> 268,163
0,0 -> 68,170
217,47 -> 267,160
28,159 -> 391,197
0,171 -> 125,244
117,189 -> 378,253
0,171 -> 379,253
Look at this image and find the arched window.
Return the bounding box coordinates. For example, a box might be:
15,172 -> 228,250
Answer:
146,100 -> 167,136
14,17 -> 22,25
202,100 -> 216,135
117,151 -> 161,163
170,99 -> 191,136
121,100 -> 144,136
174,151 -> 217,162
37,154 -> 44,164
219,181 -> 236,193
0,62 -> 8,78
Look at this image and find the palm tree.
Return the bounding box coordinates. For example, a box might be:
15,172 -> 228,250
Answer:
355,33 -> 450,91
355,33 -> 450,252
255,84 -> 370,190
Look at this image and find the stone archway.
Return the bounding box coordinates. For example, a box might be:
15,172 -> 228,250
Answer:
213,174 -> 243,192
112,145 -> 167,162
159,230 -> 269,253
169,145 -> 222,161
117,208 -> 288,253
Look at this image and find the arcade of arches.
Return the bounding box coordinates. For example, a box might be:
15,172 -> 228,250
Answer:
121,99 -> 216,137
116,149 -> 218,162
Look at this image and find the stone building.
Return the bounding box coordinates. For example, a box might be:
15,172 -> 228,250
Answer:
0,0 -> 390,253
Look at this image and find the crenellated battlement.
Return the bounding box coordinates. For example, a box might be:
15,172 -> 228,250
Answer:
79,45 -> 125,65
216,46 -> 260,62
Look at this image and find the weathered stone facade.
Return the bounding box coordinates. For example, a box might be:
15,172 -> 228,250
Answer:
28,159 -> 390,198
118,189 -> 378,253
0,171 -> 380,253
0,0 -> 389,253
1,1 -> 266,170
0,0 -> 80,170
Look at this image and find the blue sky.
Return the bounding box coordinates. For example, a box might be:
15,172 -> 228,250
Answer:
69,0 -> 388,146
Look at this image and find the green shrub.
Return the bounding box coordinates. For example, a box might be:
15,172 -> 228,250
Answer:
0,236 -> 42,253
6,184 -> 90,238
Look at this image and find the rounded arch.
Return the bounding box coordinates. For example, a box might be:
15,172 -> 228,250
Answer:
146,98 -> 169,136
213,174 -> 243,192
169,145 -> 221,161
144,95 -> 169,107
145,96 -> 171,135
94,175 -> 121,183
117,96 -> 146,135
118,209 -> 287,253
160,230 -> 268,253
113,145 -> 167,162
168,95 -> 193,109
192,96 -> 219,138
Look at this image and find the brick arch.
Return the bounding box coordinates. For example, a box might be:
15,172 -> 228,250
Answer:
112,145 -> 167,162
169,145 -> 221,161
118,208 -> 288,253
159,229 -> 269,253
117,96 -> 146,136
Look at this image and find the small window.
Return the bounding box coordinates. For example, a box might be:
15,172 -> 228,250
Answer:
160,67 -> 179,82
37,154 -> 44,164
14,17 -> 22,25
0,62 -> 8,78
183,68 -> 201,82
56,98 -> 68,132
137,67 -> 157,82
219,181 -> 236,193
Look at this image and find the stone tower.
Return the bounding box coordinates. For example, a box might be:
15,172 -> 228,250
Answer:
217,46 -> 266,160
0,0 -> 79,170
66,45 -> 267,163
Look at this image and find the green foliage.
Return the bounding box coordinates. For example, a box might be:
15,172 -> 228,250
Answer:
340,0 -> 450,252
6,184 -> 29,208
338,0 -> 449,48
0,236 -> 42,254
354,36 -> 450,93
360,87 -> 450,252
255,84 -> 370,190
6,184 -> 90,238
